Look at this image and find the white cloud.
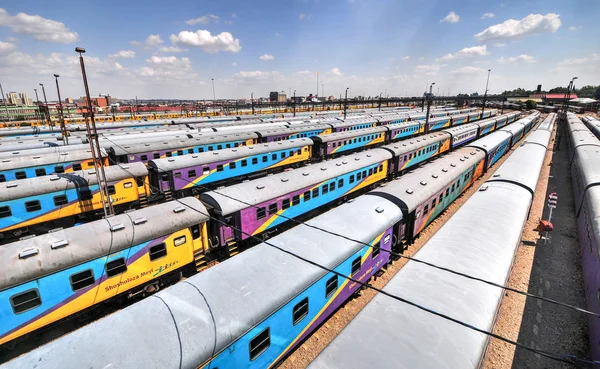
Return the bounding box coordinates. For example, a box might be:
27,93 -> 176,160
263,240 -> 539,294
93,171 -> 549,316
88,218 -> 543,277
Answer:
0,8 -> 78,43
438,45 -> 489,61
170,30 -> 241,53
418,56 -> 424,61
328,67 -> 343,76
231,62 -> 237,67
440,11 -> 460,23
299,13 -> 310,20
137,56 -> 196,81
275,32 -> 281,37
109,50 -> 136,59
497,54 -> 536,63
158,46 -> 188,53
557,53 -> 600,66
259,53 -> 275,61
568,25 -> 582,31
450,66 -> 485,75
131,34 -> 164,48
474,13 -> 561,41
232,13 -> 237,19
415,64 -> 440,75
493,43 -> 506,47
229,70 -> 284,85
0,40 -> 16,53
481,13 -> 495,19
402,56 -> 410,60
186,14 -> 220,25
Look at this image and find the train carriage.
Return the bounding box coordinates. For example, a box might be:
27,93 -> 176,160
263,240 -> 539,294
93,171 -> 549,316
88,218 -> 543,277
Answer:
451,113 -> 469,126
200,150 -> 391,252
148,139 -> 313,196
467,112 -> 481,122
329,118 -> 377,132
310,127 -> 388,159
0,149 -> 108,183
0,197 -> 209,346
582,116 -> 600,140
375,114 -> 409,125
473,117 -> 497,135
385,121 -> 425,141
425,116 -> 452,132
380,132 -> 451,174
0,163 -> 149,243
444,124 -> 479,149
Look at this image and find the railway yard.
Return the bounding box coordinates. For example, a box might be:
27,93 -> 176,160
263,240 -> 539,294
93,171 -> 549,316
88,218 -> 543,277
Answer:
0,105 -> 599,369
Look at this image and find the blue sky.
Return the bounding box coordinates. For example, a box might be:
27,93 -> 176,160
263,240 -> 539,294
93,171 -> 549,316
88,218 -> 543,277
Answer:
0,0 -> 598,100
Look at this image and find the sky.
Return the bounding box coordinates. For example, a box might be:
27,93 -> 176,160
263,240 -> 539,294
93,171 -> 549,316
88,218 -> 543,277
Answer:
0,0 -> 598,100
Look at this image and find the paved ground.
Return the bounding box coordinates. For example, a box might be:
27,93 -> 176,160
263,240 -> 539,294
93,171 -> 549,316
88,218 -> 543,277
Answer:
484,122 -> 590,369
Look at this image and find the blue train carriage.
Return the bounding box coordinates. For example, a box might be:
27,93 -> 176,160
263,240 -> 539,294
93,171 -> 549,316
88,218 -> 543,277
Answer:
472,117 -> 498,136
0,195 -> 401,369
426,116 -> 453,132
0,197 -> 210,347
379,132 -> 451,175
106,132 -> 260,164
450,113 -> 470,126
0,162 -> 149,244
0,149 -> 108,183
386,121 -> 425,141
369,146 -> 485,244
254,124 -> 332,142
148,139 -> 314,197
199,150 -> 391,255
375,114 -> 410,125
310,127 -> 388,160
328,118 -> 378,132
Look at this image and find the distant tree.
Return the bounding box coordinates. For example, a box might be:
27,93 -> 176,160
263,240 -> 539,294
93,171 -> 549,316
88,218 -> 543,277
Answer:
548,87 -> 568,94
595,87 -> 600,100
525,100 -> 537,110
576,85 -> 599,97
456,93 -> 469,107
470,92 -> 479,97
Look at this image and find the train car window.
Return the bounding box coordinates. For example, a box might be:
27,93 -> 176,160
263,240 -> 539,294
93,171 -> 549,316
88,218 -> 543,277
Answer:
404,155 -> 407,161
79,189 -> 93,201
174,172 -> 182,178
372,241 -> 381,258
252,158 -> 258,165
280,152 -> 286,159
105,258 -> 127,278
424,204 -> 429,215
35,168 -> 47,177
289,151 -> 294,157
338,179 -> 344,187
282,199 -> 290,209
241,160 -> 247,167
272,154 -> 277,160
70,269 -> 95,291
296,150 -> 301,156
230,162 -> 237,170
149,243 -> 168,261
25,200 -> 42,212
191,224 -> 201,240
166,152 -> 172,157
74,163 -> 83,171
217,145 -> 223,150
107,185 -> 116,195
141,155 -> 148,161
188,149 -> 194,154
15,171 -> 27,179
249,327 -> 270,361
356,172 -> 362,180
0,206 -> 12,218
292,297 -> 309,325
217,165 -> 224,172
325,275 -> 338,299
208,146 -> 214,151
188,170 -> 196,178
432,198 -> 437,208
0,174 -> 5,182
363,170 -> 367,178
354,138 -> 358,144
457,179 -> 461,186
226,144 -> 231,149
379,165 -> 383,172
445,189 -> 449,197
161,173 -> 169,181
53,165 -> 65,174
303,191 -> 311,202
10,288 -> 42,314
256,207 -> 266,219
262,156 -> 268,163
292,195 -> 300,206
329,182 -> 335,191
268,203 -> 278,214
351,256 -> 362,276
349,175 -> 355,183
322,184 -> 329,194
451,184 -> 455,192
153,153 -> 160,159
199,148 -> 205,153
312,188 -> 319,198
368,169 -> 373,176
332,142 -> 337,148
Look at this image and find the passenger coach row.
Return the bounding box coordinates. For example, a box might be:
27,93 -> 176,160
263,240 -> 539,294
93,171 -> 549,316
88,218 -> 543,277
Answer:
0,111 -> 549,369
0,112 -> 523,244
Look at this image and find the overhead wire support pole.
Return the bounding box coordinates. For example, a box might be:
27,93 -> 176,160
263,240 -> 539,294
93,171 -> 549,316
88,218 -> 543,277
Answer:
425,82 -> 435,128
54,74 -> 68,145
481,69 -> 491,118
0,82 -> 9,122
76,46 -> 114,217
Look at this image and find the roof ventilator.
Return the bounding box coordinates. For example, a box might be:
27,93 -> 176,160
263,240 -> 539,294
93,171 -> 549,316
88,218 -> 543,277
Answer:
51,240 -> 69,250
133,217 -> 147,225
110,223 -> 125,232
173,206 -> 186,213
19,248 -> 39,259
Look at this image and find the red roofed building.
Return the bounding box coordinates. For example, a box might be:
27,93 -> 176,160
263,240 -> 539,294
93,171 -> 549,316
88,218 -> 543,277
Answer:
544,93 -> 577,103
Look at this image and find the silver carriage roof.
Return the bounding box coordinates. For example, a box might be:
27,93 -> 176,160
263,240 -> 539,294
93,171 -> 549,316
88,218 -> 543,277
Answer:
311,126 -> 388,143
0,162 -> 147,201
0,195 -> 401,369
369,146 -> 485,213
0,197 -> 207,291
328,117 -> 378,128
149,139 -> 313,171
109,132 -> 259,156
0,143 -> 93,159
379,132 -> 450,156
252,124 -> 331,137
442,123 -> 479,136
0,149 -> 104,171
200,149 -> 392,215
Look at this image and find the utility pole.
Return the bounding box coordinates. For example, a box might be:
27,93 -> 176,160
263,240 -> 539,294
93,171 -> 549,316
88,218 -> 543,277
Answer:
54,74 -> 68,145
481,69 -> 491,118
501,92 -> 506,114
135,95 -> 139,115
39,83 -> 52,131
251,92 -> 255,115
34,88 -> 41,124
211,78 -> 216,116
76,46 -> 114,217
425,82 -> 435,128
562,77 -> 578,115
344,87 -> 349,119
0,82 -> 9,122
293,90 -> 296,117
316,72 -> 319,98
379,92 -> 382,111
